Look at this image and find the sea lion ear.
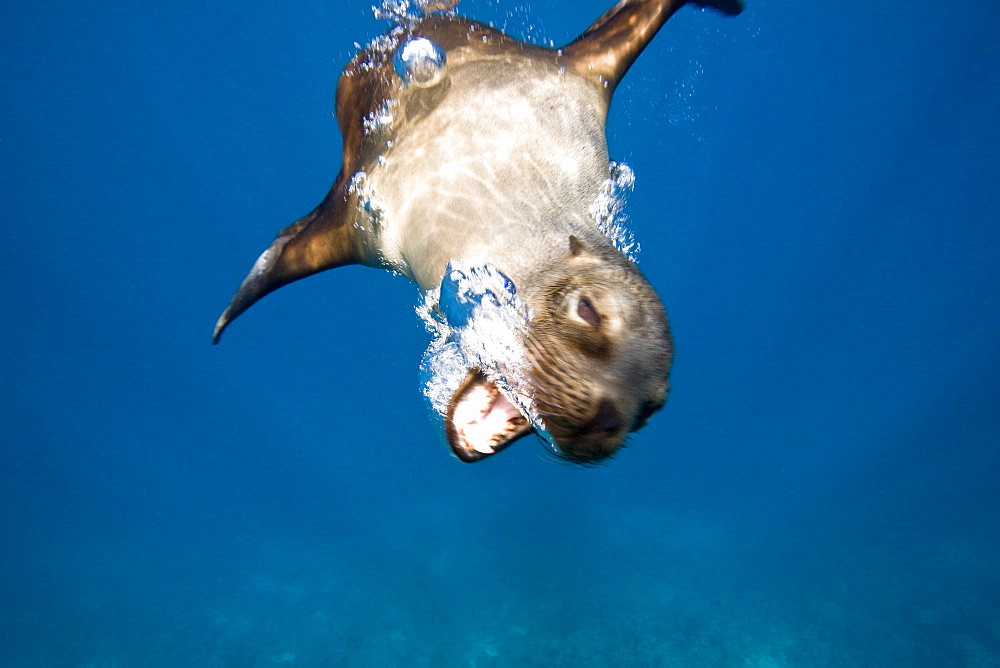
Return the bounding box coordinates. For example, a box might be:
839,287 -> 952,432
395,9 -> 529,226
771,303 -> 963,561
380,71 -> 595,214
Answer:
562,0 -> 745,93
445,370 -> 533,462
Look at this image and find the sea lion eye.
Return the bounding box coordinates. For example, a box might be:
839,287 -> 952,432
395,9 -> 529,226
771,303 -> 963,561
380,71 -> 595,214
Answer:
576,297 -> 601,327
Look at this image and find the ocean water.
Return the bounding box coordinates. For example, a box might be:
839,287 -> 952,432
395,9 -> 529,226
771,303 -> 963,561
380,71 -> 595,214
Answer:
2,0 -> 998,665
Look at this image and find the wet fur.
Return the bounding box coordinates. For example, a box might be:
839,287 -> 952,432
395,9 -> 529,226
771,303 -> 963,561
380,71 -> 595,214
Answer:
214,0 -> 744,463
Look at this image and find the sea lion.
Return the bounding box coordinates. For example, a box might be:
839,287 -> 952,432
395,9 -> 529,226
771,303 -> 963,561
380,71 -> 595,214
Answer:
214,0 -> 744,463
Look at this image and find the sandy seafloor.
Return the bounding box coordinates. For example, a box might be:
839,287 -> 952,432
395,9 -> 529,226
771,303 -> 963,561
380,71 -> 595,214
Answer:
1,1 -> 998,665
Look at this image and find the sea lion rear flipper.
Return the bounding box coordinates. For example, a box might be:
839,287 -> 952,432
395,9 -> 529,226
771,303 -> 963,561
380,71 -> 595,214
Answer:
212,180 -> 363,344
562,0 -> 744,92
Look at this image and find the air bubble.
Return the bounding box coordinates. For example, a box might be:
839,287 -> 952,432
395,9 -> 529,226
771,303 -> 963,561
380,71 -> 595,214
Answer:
393,37 -> 447,88
417,262 -> 546,437
590,161 -> 640,261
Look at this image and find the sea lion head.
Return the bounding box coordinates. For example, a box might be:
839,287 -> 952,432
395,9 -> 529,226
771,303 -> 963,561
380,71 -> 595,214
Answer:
445,237 -> 673,464
526,238 -> 673,463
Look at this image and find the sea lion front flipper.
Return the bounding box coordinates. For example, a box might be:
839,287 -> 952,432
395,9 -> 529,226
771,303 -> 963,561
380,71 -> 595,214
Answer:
562,0 -> 745,93
212,180 -> 364,344
213,38 -> 401,345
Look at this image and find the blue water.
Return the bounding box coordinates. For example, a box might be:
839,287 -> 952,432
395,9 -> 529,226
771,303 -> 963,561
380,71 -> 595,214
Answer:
2,0 -> 998,665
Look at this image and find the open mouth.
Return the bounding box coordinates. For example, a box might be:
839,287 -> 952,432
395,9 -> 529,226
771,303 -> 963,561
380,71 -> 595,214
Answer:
445,369 -> 533,462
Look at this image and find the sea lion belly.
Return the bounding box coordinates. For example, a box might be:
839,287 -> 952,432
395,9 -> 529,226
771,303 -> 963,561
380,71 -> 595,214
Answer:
366,55 -> 611,292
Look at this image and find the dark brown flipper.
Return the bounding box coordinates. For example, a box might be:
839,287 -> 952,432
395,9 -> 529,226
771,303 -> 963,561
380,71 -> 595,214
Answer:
212,40 -> 400,344
562,0 -> 744,95
212,182 -> 363,344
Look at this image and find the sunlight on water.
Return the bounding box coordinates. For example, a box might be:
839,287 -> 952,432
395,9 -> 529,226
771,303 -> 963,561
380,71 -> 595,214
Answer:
416,262 -> 548,437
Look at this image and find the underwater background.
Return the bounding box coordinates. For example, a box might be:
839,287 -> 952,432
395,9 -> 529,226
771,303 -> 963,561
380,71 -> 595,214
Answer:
2,0 -> 998,665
